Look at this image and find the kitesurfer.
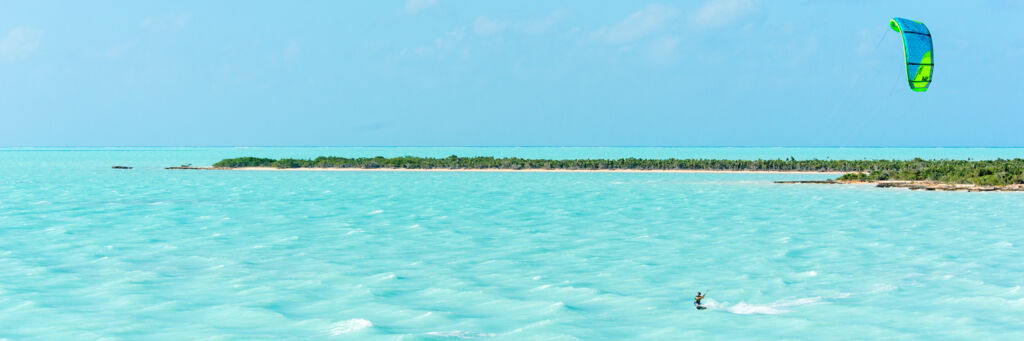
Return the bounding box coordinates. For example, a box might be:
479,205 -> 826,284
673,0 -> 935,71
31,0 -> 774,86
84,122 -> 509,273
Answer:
694,291 -> 706,309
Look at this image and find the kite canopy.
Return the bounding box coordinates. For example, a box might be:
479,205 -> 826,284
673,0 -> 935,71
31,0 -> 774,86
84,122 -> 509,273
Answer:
890,18 -> 933,92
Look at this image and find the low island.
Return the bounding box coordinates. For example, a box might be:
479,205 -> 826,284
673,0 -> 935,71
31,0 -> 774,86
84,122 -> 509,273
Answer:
169,156 -> 1024,192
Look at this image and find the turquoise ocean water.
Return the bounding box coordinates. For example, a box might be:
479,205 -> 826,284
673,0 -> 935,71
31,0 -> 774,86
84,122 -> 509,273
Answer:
2,147 -> 1024,339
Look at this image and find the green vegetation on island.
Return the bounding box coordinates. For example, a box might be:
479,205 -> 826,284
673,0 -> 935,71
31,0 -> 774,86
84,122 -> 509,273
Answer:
211,156 -> 1024,186
834,159 -> 1024,186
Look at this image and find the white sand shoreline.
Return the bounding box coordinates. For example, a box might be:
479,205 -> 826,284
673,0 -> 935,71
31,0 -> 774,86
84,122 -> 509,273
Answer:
209,167 -> 846,175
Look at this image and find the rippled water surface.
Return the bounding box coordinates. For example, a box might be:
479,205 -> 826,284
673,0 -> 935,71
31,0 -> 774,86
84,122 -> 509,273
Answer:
2,148 -> 1024,340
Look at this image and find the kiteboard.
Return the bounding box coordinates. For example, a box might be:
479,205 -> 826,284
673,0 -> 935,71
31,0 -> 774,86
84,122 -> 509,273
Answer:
695,302 -> 707,310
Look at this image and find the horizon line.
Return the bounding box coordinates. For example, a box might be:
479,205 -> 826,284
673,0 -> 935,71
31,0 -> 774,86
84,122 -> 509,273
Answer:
3,145 -> 1024,149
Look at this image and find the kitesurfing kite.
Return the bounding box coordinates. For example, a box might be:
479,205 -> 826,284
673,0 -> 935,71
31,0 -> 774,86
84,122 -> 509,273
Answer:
889,17 -> 933,92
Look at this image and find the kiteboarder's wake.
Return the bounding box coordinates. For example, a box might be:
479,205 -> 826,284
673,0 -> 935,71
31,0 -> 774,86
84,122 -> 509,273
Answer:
701,297 -> 823,315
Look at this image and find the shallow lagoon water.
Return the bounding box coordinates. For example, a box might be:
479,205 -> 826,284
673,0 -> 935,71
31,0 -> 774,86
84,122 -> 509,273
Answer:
2,148 -> 1024,339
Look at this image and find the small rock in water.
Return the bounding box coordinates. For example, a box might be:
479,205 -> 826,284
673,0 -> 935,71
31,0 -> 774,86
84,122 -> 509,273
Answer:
112,165 -> 132,169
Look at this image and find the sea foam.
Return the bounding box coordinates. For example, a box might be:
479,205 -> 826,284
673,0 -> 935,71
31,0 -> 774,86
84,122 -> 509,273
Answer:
329,319 -> 373,335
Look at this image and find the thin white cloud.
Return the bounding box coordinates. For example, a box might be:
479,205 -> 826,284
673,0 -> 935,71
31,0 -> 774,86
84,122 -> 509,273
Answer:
517,10 -> 567,35
647,35 -> 681,63
593,4 -> 679,44
403,27 -> 465,57
105,42 -> 135,59
0,27 -> 43,62
283,41 -> 301,62
404,10 -> 565,59
473,16 -> 506,36
405,0 -> 438,14
690,0 -> 757,28
141,13 -> 191,31
472,11 -> 567,36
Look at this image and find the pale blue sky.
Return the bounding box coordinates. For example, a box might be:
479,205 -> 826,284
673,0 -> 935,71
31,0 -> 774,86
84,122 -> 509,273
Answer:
1,1 -> 1022,146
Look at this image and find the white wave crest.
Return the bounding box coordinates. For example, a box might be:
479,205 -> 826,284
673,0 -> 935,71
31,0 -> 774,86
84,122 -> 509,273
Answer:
870,284 -> 898,293
706,297 -> 822,315
542,301 -> 568,314
330,318 -> 372,335
425,330 -> 496,339
374,272 -> 397,280
727,302 -> 788,314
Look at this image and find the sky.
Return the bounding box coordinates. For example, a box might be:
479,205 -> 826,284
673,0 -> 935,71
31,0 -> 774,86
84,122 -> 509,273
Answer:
1,1 -> 1022,147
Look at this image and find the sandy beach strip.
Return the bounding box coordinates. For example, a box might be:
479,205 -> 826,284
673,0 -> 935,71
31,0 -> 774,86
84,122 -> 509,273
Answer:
205,167 -> 847,174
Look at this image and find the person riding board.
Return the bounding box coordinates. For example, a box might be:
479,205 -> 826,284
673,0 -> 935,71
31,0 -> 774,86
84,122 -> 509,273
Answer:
694,291 -> 706,309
